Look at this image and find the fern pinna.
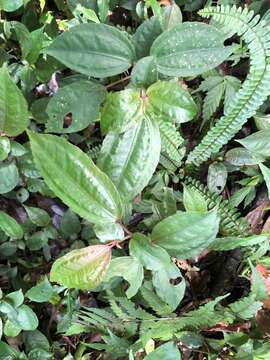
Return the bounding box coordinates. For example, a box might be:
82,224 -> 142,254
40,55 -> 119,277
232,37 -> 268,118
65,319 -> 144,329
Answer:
184,177 -> 249,236
187,5 -> 270,166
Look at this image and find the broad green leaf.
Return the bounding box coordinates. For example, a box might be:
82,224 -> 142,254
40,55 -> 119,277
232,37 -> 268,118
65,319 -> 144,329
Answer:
98,115 -> 161,201
132,16 -> 162,59
105,256 -> 144,298
237,130 -> 270,158
24,206 -> 50,227
24,330 -> 50,353
147,81 -> 197,124
5,290 -> 24,308
26,231 -> 48,251
152,210 -> 220,258
28,132 -> 123,225
162,3 -> 182,30
130,233 -> 185,309
144,342 -> 180,360
50,244 -> 112,289
0,0 -> 23,12
94,222 -> 124,242
0,67 -> 29,136
225,147 -> 262,166
207,162 -> 227,194
4,320 -> 21,337
6,21 -> 32,60
209,234 -> 268,251
183,185 -> 207,213
255,113 -> 270,131
151,22 -> 233,77
0,211 -> 23,239
259,163 -> 270,199
26,277 -> 54,303
46,80 -> 106,133
0,137 -> 10,161
131,56 -> 158,88
101,89 -> 143,134
46,23 -> 135,77
250,263 -> 268,301
16,305 -> 38,331
0,341 -> 23,359
60,209 -> 81,236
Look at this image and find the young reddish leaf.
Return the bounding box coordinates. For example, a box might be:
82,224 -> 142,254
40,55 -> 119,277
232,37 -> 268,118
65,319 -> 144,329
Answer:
50,245 -> 112,290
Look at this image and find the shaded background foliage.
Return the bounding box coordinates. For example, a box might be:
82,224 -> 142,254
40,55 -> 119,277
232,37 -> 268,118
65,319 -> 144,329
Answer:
0,0 -> 270,359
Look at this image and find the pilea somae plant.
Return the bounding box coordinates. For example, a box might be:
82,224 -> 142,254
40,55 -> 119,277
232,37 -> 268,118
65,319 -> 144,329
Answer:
1,0 -> 270,358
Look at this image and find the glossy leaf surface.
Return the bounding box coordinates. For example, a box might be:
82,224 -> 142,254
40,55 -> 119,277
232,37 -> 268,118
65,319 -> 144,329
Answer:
152,210 -> 220,258
147,81 -> 197,123
151,22 -> 233,77
100,88 -> 143,134
46,80 -> 106,133
28,132 -> 123,224
0,211 -> 23,239
98,115 -> 161,201
105,256 -> 144,298
50,245 -> 112,289
0,67 -> 29,136
46,23 -> 135,77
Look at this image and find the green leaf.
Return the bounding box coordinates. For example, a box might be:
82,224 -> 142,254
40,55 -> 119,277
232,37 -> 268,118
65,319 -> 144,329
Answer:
105,256 -> 144,298
26,277 -> 54,303
130,233 -> 185,309
151,210 -> 220,258
101,89 -> 143,134
0,0 -> 23,12
0,66 -> 29,136
5,290 -> 24,308
151,22 -> 233,77
0,162 -> 19,194
28,131 -> 123,225
225,147 -> 261,166
162,3 -> 182,30
16,305 -> 38,331
209,234 -> 268,251
183,185 -> 208,213
50,244 -> 112,289
0,211 -> 23,239
98,115 -> 161,201
147,81 -> 197,124
60,209 -> 81,236
237,130 -> 270,158
4,319 -> 21,337
26,230 -> 48,251
259,163 -> 270,199
144,342 -> 180,360
207,162 -> 227,194
0,137 -> 10,161
131,56 -> 158,88
24,206 -> 50,227
46,80 -> 106,133
94,222 -> 125,243
46,23 -> 135,77
132,16 -> 162,59
0,341 -> 23,359
250,263 -> 268,301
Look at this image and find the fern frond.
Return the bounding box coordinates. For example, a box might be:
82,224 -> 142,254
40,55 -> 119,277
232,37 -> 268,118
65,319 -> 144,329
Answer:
184,177 -> 249,235
157,120 -> 185,167
87,144 -> 102,160
187,5 -> 270,165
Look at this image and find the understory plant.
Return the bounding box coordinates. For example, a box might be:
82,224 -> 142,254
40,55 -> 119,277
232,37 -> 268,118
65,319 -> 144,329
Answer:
1,0 -> 270,359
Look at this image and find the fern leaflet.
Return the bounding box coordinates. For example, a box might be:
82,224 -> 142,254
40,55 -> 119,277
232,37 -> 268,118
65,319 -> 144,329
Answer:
187,5 -> 270,165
